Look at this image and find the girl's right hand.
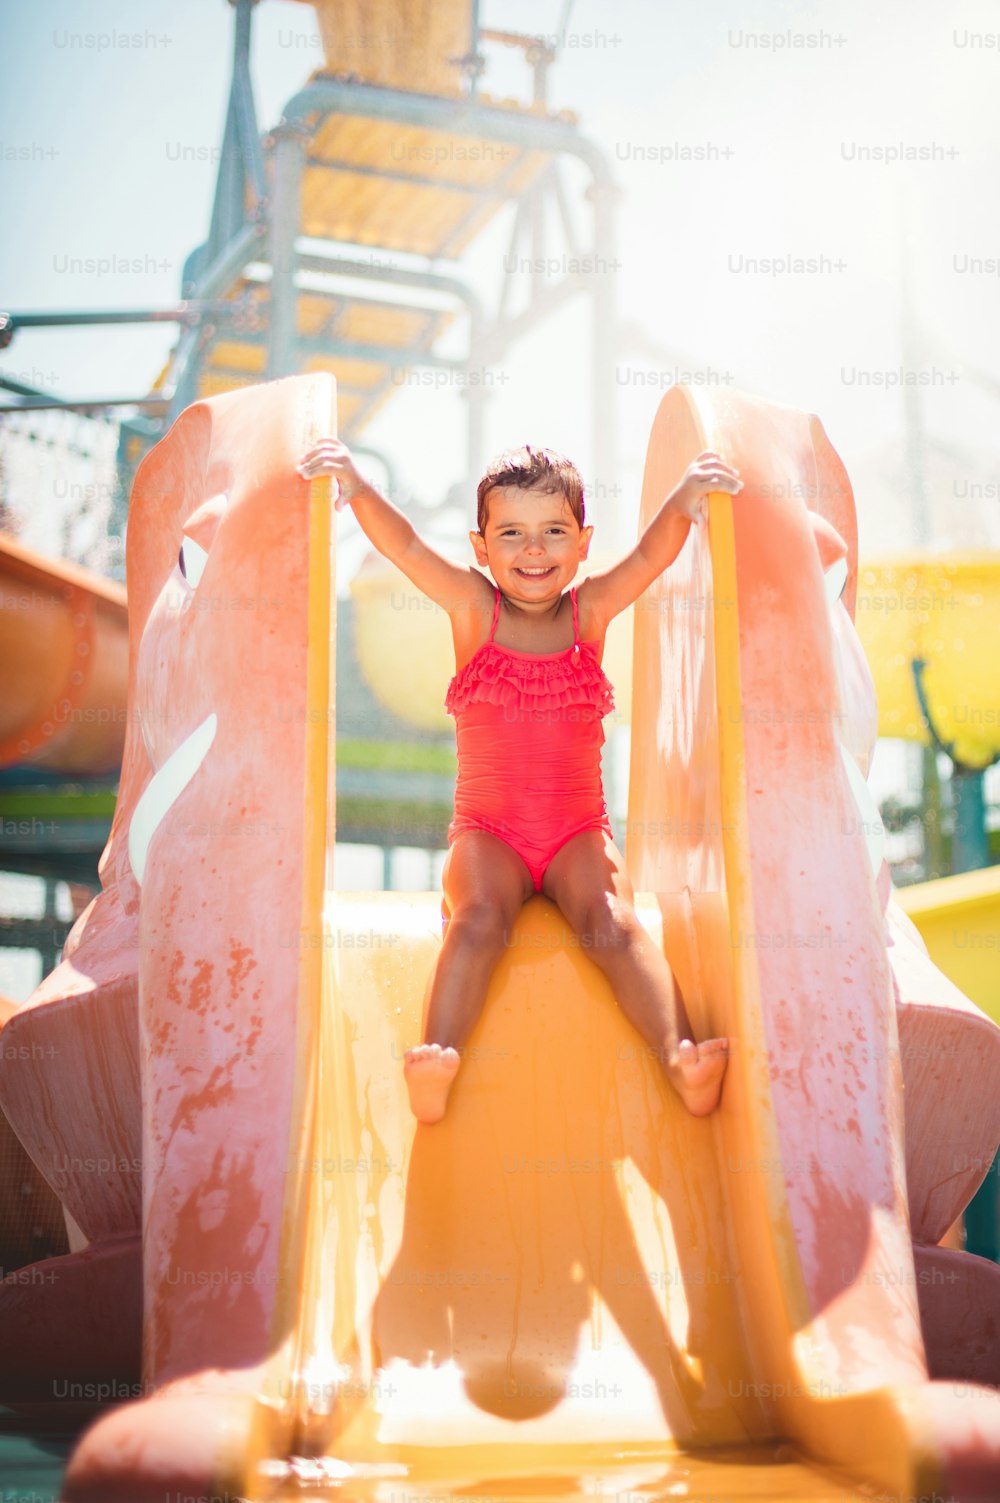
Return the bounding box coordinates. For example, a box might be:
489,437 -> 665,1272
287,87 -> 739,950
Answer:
672,451 -> 743,524
297,438 -> 365,511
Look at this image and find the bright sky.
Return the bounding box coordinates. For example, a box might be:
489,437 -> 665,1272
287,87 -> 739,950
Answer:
3,0 -> 1000,560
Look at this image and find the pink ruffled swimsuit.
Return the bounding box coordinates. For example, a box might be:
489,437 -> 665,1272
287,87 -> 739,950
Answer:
445,584 -> 616,891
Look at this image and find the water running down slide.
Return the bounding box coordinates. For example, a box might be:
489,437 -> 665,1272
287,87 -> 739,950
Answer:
0,376 -> 997,1502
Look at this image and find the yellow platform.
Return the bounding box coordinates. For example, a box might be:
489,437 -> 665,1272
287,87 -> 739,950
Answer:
896,864 -> 1000,1027
854,553 -> 1000,768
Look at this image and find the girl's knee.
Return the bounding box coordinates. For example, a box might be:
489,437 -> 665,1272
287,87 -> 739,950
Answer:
447,900 -> 510,954
579,897 -> 642,958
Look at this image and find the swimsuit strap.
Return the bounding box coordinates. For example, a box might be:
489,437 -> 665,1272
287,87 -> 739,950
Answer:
487,584 -> 502,642
570,585 -> 582,663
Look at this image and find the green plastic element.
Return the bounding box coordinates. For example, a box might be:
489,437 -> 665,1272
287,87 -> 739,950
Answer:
0,789 -> 118,818
336,738 -> 456,774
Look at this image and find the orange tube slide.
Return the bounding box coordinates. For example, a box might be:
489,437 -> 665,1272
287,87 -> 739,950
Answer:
0,536 -> 128,774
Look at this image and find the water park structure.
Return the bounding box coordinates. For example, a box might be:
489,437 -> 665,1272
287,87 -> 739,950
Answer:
1,4 -> 999,1501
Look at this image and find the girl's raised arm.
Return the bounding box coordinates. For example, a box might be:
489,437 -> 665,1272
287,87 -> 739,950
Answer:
580,451 -> 742,632
298,439 -> 484,616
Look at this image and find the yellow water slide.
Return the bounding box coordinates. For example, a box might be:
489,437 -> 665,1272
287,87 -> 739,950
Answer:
247,382 -> 1000,1500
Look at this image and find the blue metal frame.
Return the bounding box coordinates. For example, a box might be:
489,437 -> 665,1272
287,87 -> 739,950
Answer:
911,656 -> 994,872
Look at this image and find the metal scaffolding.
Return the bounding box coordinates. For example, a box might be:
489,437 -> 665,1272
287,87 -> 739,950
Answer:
1,0 -> 618,518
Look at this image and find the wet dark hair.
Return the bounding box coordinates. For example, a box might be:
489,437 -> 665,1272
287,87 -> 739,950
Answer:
476,446 -> 585,534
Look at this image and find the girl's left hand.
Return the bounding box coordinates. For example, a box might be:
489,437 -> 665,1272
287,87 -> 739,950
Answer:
674,451 -> 743,523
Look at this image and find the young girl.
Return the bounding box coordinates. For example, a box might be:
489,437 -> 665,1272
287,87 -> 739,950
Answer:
298,439 -> 742,1124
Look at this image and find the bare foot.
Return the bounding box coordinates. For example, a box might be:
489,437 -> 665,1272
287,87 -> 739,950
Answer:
668,1037 -> 729,1116
404,1043 -> 462,1123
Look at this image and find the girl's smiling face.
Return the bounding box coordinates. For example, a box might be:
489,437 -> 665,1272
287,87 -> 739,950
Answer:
470,481 -> 593,606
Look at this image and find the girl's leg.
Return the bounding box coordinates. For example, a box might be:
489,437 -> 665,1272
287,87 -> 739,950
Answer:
542,829 -> 728,1116
405,829 -> 533,1123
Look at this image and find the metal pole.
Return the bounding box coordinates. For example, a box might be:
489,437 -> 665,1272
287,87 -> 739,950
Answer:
232,0 -> 266,205
591,179 -> 619,543
1,306 -> 237,334
899,221 -> 953,883
0,393 -> 169,414
899,230 -> 930,548
167,222 -> 266,418
951,768 -> 990,873
468,0 -> 482,101
465,301 -> 487,493
922,748 -> 944,880
266,126 -> 305,380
